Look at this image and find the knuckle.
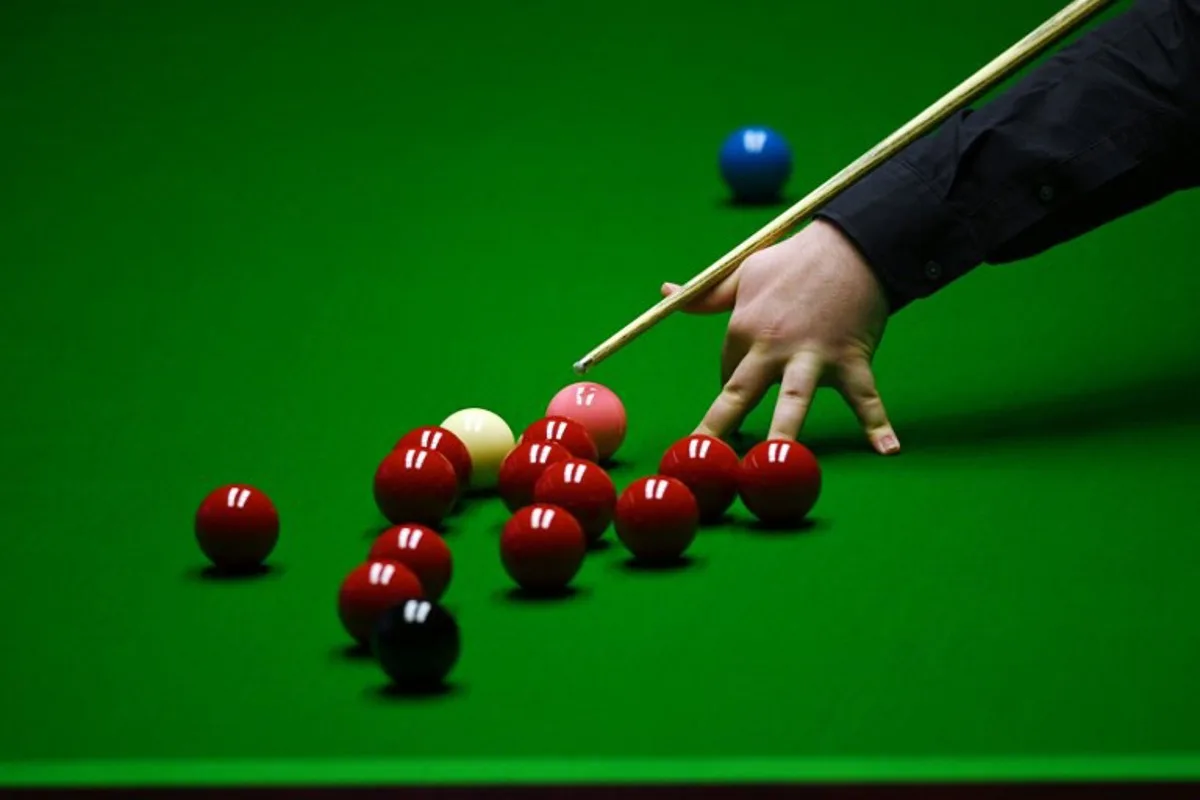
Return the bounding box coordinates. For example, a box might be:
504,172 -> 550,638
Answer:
856,394 -> 884,412
836,357 -> 875,386
837,342 -> 875,366
740,251 -> 775,275
727,316 -> 755,340
779,384 -> 810,402
846,376 -> 880,399
757,323 -> 789,345
721,381 -> 753,402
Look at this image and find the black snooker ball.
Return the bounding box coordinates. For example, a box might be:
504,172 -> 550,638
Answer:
371,599 -> 460,687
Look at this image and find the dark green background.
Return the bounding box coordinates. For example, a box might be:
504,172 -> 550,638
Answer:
3,0 -> 1200,787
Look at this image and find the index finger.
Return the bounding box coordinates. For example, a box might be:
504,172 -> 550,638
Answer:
695,350 -> 778,439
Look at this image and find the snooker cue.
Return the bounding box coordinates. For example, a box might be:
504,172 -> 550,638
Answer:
572,0 -> 1116,375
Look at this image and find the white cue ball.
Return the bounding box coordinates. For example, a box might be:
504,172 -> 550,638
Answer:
439,408 -> 515,491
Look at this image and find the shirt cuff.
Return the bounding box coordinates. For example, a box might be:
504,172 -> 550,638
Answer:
815,155 -> 986,313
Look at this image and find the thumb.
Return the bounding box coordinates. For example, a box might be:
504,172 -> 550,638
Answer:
661,272 -> 740,315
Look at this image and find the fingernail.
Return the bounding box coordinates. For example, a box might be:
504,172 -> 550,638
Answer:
663,282 -> 680,293
879,435 -> 900,454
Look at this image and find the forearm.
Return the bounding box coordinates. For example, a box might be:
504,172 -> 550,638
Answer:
817,0 -> 1200,311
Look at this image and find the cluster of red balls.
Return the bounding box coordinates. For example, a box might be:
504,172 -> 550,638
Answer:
498,418 -> 610,592
363,414 -> 621,599
193,391 -> 824,653
496,427 -> 825,594
372,426 -> 472,529
338,524 -> 452,644
330,414 -> 614,643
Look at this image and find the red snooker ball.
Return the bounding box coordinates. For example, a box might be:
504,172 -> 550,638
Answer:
658,434 -> 740,523
373,448 -> 459,528
532,458 -> 616,544
497,440 -> 573,513
394,425 -> 472,489
337,559 -> 425,644
368,524 -> 453,600
500,504 -> 587,592
614,476 -> 699,563
738,440 -> 822,527
520,416 -> 599,462
194,484 -> 279,571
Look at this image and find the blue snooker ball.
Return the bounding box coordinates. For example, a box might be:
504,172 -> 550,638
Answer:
718,126 -> 792,203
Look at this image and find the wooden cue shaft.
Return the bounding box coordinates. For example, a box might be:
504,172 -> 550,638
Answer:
573,0 -> 1115,375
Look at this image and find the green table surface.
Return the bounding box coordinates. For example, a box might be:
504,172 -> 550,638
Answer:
4,0 -> 1200,789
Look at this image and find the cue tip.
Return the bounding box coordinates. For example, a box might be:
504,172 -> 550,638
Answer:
572,357 -> 591,375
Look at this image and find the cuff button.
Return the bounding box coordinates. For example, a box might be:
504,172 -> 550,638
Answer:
923,261 -> 943,280
1038,184 -> 1056,203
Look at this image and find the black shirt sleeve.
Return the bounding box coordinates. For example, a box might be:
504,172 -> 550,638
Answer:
816,0 -> 1200,312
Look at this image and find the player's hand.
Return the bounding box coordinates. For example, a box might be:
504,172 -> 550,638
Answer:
661,219 -> 900,455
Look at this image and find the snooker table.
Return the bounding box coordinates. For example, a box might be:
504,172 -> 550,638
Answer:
4,0 -> 1200,796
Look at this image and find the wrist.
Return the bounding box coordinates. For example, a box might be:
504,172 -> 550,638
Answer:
808,218 -> 901,315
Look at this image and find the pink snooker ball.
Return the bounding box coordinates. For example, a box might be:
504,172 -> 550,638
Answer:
546,382 -> 627,462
